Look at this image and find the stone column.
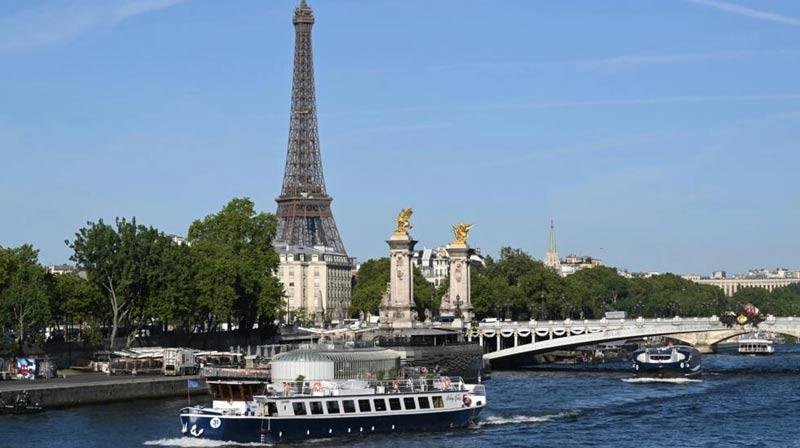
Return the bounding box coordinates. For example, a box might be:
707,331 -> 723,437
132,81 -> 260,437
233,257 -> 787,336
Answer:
441,244 -> 473,323
379,232 -> 417,329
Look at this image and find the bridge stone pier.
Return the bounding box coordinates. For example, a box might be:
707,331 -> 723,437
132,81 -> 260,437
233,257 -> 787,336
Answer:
468,316 -> 800,368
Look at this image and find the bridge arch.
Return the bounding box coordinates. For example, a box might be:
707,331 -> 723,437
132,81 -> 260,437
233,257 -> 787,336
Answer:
471,316 -> 800,368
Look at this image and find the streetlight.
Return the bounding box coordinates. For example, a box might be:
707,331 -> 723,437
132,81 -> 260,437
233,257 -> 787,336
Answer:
540,290 -> 546,320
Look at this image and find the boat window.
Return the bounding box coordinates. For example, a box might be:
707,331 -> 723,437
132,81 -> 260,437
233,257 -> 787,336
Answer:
358,399 -> 371,412
418,397 -> 431,409
310,401 -> 324,415
342,400 -> 356,413
389,398 -> 402,411
267,402 -> 278,416
326,401 -> 340,414
432,396 -> 444,408
292,401 -> 307,416
403,397 -> 416,410
373,399 -> 387,412
208,383 -> 221,400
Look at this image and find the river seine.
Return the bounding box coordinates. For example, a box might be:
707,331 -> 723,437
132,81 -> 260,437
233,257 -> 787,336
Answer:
3,345 -> 800,447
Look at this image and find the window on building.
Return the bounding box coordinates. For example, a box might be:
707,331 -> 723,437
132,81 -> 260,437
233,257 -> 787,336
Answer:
373,399 -> 387,412
292,401 -> 307,415
418,397 -> 430,409
403,397 -> 416,410
389,398 -> 401,411
310,401 -> 324,415
314,267 -> 320,277
342,400 -> 356,413
358,399 -> 371,412
432,396 -> 444,408
326,401 -> 340,414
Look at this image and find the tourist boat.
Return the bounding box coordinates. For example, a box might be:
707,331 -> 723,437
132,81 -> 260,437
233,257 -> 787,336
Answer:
738,332 -> 775,355
631,345 -> 702,379
179,376 -> 486,444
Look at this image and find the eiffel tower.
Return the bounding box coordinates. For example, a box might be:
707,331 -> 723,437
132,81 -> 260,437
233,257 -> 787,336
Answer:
274,0 -> 347,255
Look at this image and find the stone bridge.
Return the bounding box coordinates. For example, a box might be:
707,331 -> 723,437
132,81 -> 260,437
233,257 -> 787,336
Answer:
467,316 -> 800,368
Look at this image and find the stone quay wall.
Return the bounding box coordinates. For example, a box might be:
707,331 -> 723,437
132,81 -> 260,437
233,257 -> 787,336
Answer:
0,375 -> 208,409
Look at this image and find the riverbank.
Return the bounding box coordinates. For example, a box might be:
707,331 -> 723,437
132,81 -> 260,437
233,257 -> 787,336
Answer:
0,373 -> 207,408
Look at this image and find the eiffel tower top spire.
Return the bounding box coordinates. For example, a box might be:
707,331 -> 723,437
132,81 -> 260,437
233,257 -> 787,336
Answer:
281,0 -> 323,198
274,0 -> 347,254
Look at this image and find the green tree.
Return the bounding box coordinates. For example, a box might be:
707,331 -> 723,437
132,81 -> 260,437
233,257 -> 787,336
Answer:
565,266 -> 629,319
470,247 -> 566,320
350,258 -> 389,316
0,245 -> 51,346
144,242 -> 199,332
188,198 -> 283,331
413,266 -> 438,318
68,217 -> 173,349
770,284 -> 800,316
50,272 -> 105,339
732,287 -> 772,312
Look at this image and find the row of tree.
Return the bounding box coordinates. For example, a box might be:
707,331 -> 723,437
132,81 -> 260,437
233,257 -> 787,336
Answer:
0,198 -> 285,352
351,247 -> 800,320
5,208 -> 799,354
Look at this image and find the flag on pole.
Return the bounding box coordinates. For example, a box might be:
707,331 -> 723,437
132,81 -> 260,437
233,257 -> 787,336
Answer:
187,379 -> 201,390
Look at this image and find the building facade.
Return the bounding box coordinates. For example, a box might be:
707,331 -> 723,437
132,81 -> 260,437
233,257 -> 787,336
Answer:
693,278 -> 800,297
276,246 -> 352,323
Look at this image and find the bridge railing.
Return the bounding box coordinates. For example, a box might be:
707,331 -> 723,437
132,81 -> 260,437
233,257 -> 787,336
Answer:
474,315 -> 797,331
476,316 -> 724,330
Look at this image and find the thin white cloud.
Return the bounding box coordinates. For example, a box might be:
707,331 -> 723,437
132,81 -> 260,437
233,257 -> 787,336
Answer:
686,0 -> 800,26
470,94 -> 800,112
0,0 -> 189,51
579,49 -> 800,71
429,49 -> 800,74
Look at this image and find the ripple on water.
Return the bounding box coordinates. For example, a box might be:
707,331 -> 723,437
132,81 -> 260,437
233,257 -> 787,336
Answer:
620,377 -> 703,384
144,438 -> 272,447
478,410 -> 582,427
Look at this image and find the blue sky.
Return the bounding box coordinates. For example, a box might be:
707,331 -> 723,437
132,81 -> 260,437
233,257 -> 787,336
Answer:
2,0 -> 799,275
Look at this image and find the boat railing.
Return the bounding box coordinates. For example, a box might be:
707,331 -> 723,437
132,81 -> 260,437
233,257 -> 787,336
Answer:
202,366 -> 270,379
269,376 -> 467,397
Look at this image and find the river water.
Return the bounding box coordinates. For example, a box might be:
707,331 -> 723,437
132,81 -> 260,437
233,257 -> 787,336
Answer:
3,345 -> 800,447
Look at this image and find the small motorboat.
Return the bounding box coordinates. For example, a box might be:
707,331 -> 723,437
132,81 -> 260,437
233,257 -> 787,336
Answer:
631,345 -> 702,379
0,391 -> 45,415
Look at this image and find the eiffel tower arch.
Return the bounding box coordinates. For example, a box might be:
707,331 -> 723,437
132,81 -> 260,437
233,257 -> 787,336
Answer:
273,1 -> 352,324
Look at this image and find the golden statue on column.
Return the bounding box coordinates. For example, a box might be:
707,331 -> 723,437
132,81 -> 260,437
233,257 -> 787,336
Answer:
451,222 -> 474,247
393,208 -> 414,237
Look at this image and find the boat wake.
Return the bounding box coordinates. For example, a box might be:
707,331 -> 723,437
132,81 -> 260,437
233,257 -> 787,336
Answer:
143,438 -> 268,447
479,410 -> 581,427
622,377 -> 702,384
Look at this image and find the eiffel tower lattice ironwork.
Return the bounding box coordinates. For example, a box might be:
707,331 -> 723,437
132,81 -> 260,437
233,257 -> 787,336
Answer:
274,0 -> 347,254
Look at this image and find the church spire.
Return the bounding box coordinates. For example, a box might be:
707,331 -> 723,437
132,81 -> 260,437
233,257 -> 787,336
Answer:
544,219 -> 561,273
